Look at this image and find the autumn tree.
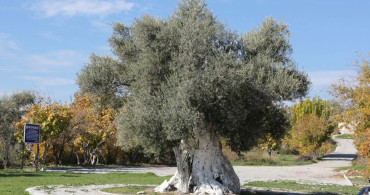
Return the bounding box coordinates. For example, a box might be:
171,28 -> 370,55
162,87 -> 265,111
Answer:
15,97 -> 72,165
286,97 -> 334,157
330,57 -> 370,160
0,91 -> 35,168
70,93 -> 116,165
289,115 -> 333,156
290,97 -> 332,124
77,0 -> 309,193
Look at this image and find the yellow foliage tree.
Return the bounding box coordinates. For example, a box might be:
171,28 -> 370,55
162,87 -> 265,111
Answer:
330,57 -> 370,165
289,115 -> 332,156
290,97 -> 332,124
286,97 -> 334,157
70,93 -> 116,165
15,97 -> 72,165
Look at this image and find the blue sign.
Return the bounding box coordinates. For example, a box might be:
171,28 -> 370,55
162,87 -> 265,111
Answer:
24,123 -> 40,143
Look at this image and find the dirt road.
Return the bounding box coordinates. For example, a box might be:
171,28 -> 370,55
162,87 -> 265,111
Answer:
235,138 -> 356,185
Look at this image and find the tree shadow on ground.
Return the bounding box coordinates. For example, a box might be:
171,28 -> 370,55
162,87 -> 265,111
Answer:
0,171 -> 81,178
0,172 -> 43,177
58,174 -> 80,178
321,153 -> 357,159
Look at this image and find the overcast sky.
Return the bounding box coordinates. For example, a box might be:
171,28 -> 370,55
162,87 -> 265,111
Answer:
1,0 -> 369,102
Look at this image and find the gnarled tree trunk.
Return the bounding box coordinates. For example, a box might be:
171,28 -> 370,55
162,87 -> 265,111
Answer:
155,131 -> 240,194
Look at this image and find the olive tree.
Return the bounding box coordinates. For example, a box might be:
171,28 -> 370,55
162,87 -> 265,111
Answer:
77,0 -> 309,193
0,91 -> 35,168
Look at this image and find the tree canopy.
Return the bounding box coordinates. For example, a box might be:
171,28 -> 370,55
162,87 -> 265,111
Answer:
77,0 -> 310,154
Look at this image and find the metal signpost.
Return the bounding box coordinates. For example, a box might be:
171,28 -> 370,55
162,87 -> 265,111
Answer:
23,123 -> 41,172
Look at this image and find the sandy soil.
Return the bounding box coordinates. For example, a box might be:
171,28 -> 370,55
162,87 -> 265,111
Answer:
27,138 -> 356,194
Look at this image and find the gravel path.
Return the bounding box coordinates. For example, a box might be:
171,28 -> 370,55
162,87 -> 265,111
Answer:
28,138 -> 356,194
235,138 -> 357,186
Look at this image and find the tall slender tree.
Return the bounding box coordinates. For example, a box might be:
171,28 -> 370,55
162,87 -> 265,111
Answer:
290,97 -> 332,124
77,0 -> 310,193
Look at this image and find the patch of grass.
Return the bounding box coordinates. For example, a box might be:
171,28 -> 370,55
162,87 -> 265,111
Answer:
232,158 -> 277,166
0,169 -> 170,195
102,185 -> 152,194
232,154 -> 316,166
243,180 -> 361,195
335,164 -> 367,172
350,177 -> 369,187
335,134 -> 353,139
